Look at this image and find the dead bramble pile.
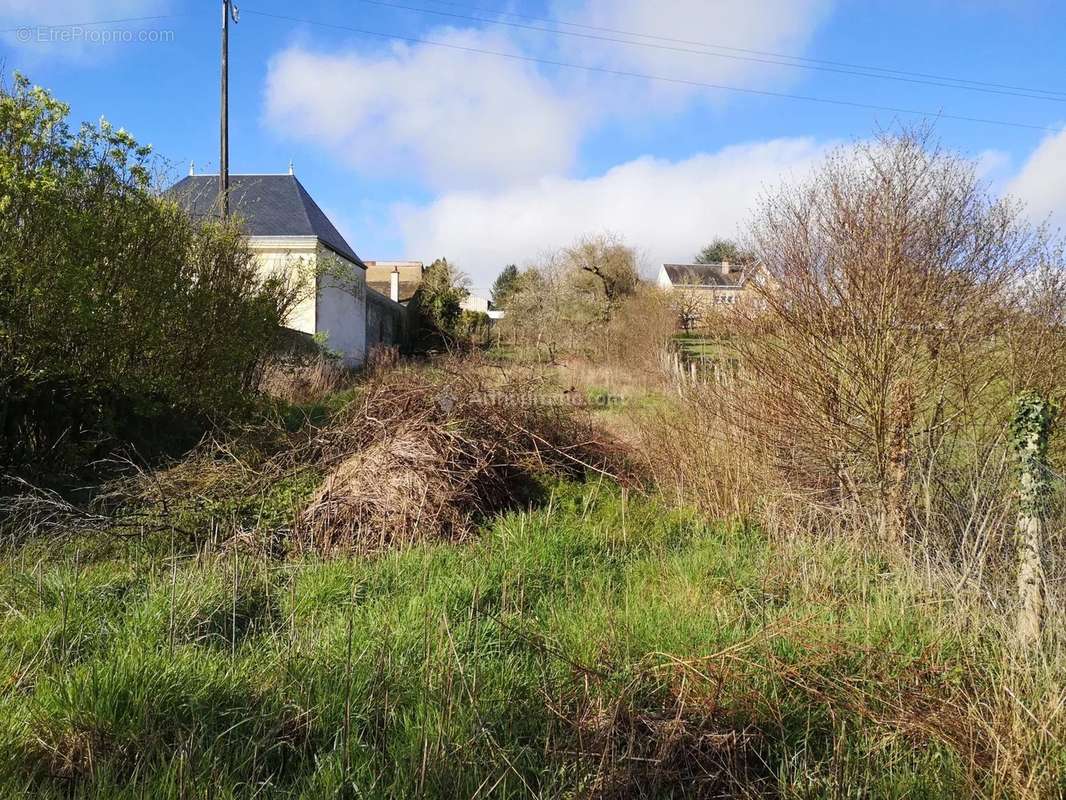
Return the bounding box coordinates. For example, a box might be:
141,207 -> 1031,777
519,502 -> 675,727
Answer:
295,367 -> 634,554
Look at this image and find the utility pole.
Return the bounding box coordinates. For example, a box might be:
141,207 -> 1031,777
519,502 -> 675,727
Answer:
220,0 -> 238,218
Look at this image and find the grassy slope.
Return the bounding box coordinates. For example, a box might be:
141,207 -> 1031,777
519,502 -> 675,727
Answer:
0,480 -> 1029,799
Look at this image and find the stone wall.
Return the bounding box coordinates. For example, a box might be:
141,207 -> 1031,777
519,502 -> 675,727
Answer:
365,287 -> 410,351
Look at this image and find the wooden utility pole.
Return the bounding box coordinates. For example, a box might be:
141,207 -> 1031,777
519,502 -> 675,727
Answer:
220,0 -> 236,219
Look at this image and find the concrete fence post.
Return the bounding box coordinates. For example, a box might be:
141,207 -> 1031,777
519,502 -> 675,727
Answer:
1011,391 -> 1057,651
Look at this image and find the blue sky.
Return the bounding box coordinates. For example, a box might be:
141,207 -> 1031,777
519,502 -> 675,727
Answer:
3,0 -> 1065,289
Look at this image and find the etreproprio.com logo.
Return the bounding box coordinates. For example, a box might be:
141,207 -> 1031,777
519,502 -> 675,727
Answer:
15,26 -> 175,45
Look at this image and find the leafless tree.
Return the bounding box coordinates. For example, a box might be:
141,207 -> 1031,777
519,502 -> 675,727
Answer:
711,127 -> 1065,560
502,234 -> 644,362
563,233 -> 640,324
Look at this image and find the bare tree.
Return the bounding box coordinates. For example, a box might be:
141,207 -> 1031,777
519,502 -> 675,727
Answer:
501,234 -> 643,361
670,290 -> 706,333
499,254 -> 570,362
714,127 -> 1064,554
563,233 -> 640,324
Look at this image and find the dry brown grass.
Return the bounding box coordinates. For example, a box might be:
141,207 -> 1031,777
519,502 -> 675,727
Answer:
259,354 -> 358,405
1,356 -> 635,558
633,388 -> 763,522
548,623 -> 1035,800
294,361 -> 635,554
560,669 -> 768,799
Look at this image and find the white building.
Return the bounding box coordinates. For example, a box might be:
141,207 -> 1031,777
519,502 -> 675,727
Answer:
459,294 -> 491,314
169,173 -> 405,364
656,261 -> 751,303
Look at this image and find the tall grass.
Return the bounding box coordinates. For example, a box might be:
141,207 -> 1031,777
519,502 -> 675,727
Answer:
1,481 -> 1057,798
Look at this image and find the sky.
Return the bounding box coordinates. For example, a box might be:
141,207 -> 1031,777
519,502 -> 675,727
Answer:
2,0 -> 1066,291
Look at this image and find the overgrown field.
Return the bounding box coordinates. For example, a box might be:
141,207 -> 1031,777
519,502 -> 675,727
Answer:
1,479 -> 1060,799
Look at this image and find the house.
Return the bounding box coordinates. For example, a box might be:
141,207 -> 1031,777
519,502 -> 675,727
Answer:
168,172 -> 408,363
459,293 -> 506,321
366,262 -> 505,322
657,261 -> 757,326
364,260 -> 425,305
459,294 -> 490,314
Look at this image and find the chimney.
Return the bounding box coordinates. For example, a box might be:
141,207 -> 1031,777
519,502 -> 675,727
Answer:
389,267 -> 400,302
720,260 -> 731,276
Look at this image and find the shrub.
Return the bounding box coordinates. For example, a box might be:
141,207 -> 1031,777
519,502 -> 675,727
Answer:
661,128 -> 1066,592
409,258 -> 468,345
454,309 -> 490,345
498,234 -> 645,362
0,74 -> 299,468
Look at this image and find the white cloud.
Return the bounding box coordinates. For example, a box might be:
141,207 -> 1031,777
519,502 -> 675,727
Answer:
262,1 -> 833,190
264,29 -> 587,190
548,0 -> 832,109
1005,128 -> 1066,226
394,137 -> 830,286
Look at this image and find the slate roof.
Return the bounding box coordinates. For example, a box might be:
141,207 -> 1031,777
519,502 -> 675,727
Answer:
166,174 -> 364,266
663,263 -> 747,288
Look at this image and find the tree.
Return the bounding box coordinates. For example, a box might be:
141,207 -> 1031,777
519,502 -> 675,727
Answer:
670,291 -> 705,333
0,73 -> 298,467
694,238 -> 752,265
563,233 -> 640,323
716,127 -> 1064,549
491,264 -> 520,308
411,258 -> 469,342
496,235 -> 643,360
498,262 -> 567,361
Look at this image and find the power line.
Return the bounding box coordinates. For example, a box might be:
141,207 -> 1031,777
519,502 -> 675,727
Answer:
417,0 -> 1066,100
242,8 -> 1063,135
6,4 -> 1061,104
0,15 -> 179,34
351,0 -> 1066,103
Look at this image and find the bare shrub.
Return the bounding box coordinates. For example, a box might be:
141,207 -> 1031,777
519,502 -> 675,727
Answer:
600,286 -> 677,375
695,128 -> 1066,574
497,253 -> 570,361
499,233 -> 644,363
635,390 -> 764,521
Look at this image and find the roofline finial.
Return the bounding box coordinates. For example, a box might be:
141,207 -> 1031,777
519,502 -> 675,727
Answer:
288,160 -> 294,176
189,160 -> 195,176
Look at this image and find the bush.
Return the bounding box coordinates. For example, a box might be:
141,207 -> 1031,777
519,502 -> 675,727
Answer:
409,258 -> 468,346
454,309 -> 490,345
651,128 -> 1066,602
498,234 -> 645,362
0,74 -> 299,469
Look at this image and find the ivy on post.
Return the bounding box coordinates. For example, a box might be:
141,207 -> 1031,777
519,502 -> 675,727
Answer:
1010,391 -> 1057,652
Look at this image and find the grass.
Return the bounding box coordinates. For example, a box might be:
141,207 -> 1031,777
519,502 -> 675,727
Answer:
0,479 -> 1045,799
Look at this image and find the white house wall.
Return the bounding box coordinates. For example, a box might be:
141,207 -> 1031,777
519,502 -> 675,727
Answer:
246,236 -> 369,366
247,237 -> 319,337
315,244 -> 368,366
656,265 -> 673,289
